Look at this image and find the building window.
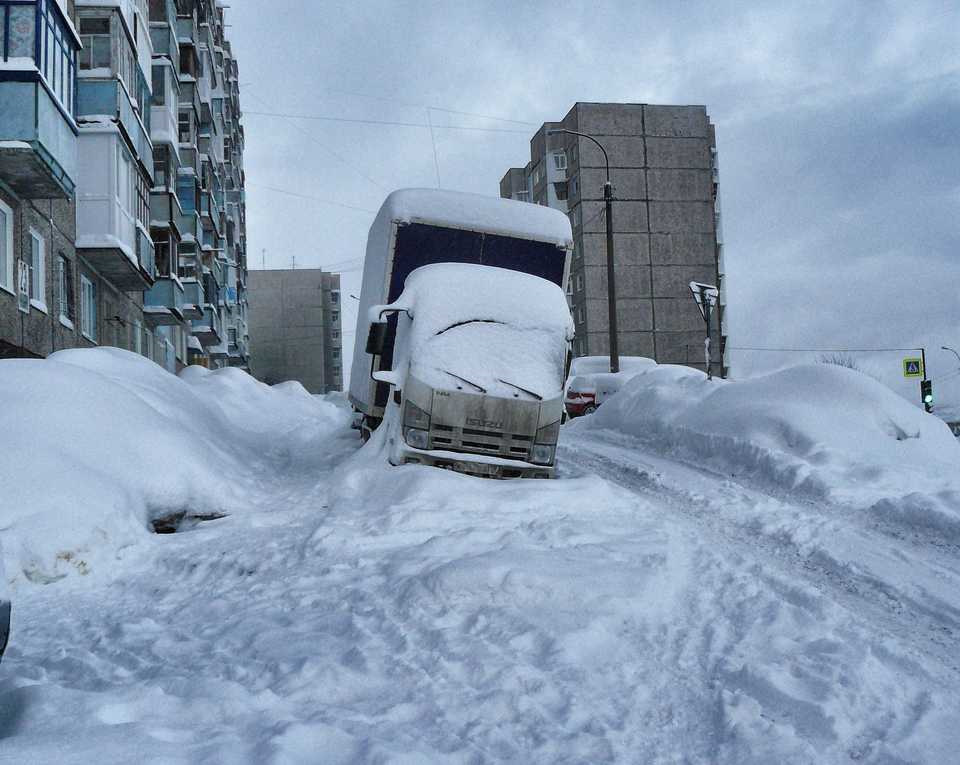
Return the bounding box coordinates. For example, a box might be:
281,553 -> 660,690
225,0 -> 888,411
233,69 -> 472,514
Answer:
131,319 -> 142,353
553,181 -> 568,201
153,145 -> 170,188
576,306 -> 584,325
575,272 -> 584,292
29,230 -> 46,311
80,275 -> 97,341
330,291 -> 339,304
57,254 -> 75,323
178,112 -> 191,144
0,199 -> 12,292
151,66 -> 165,106
78,17 -> 111,70
332,348 -> 340,360
532,165 -> 541,185
553,152 -> 567,171
331,310 -> 339,323
137,170 -> 150,229
514,190 -> 530,202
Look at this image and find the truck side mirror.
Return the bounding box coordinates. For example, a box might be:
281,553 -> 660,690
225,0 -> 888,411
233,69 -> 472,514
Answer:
365,322 -> 388,355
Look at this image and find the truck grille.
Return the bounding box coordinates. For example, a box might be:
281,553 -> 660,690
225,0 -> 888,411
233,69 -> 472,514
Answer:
428,424 -> 532,459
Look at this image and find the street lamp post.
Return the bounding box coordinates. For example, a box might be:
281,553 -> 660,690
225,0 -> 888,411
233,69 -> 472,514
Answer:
547,128 -> 619,374
943,346 -> 960,366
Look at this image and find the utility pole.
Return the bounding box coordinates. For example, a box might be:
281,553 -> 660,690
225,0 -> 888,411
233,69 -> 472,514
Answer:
548,128 -> 619,373
261,248 -> 265,270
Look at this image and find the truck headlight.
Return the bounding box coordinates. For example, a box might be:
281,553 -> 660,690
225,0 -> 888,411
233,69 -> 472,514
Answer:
531,443 -> 555,465
403,400 -> 431,429
404,427 -> 429,450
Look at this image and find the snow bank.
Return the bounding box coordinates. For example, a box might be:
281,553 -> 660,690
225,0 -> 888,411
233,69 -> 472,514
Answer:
569,355 -> 656,376
0,349 -> 347,584
575,362 -> 960,510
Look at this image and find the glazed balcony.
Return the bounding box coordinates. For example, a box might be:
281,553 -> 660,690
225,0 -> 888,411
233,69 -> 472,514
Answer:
143,276 -> 185,327
0,0 -> 80,198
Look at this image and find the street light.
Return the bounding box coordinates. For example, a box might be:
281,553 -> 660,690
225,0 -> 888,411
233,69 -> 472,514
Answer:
547,128 -> 619,374
943,346 -> 960,365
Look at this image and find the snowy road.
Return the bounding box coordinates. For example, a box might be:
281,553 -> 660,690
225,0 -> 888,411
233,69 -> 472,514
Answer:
3,416 -> 960,762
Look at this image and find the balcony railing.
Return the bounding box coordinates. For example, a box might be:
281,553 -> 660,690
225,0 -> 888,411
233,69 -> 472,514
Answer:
77,80 -> 153,166
144,276 -> 185,326
0,81 -> 78,198
191,305 -> 222,347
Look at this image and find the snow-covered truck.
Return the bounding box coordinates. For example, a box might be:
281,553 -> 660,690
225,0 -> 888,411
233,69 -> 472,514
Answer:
349,189 -> 574,478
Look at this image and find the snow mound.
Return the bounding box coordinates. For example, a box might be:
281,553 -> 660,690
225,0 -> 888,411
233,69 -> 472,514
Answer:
569,355 -> 657,376
0,349 -> 347,584
576,362 -> 960,508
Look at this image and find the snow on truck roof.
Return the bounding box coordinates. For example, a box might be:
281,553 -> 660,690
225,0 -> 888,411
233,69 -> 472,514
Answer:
379,263 -> 574,339
378,188 -> 574,248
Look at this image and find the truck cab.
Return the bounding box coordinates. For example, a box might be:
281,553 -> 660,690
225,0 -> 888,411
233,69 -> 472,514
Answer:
366,263 -> 572,478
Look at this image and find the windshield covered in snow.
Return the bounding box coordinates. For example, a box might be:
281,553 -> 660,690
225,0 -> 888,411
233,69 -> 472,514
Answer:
393,263 -> 573,401
413,320 -> 567,400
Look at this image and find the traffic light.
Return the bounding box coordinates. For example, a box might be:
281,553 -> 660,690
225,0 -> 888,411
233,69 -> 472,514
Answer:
921,379 -> 933,413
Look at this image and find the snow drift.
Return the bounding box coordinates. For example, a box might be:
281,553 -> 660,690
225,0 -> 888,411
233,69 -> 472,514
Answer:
0,348 -> 347,584
575,362 -> 960,511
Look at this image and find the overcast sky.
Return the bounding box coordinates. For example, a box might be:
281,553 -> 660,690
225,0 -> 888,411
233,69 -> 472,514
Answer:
225,1 -> 959,410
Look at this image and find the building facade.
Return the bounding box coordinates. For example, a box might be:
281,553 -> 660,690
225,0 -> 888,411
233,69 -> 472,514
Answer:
0,0 -> 247,371
247,269 -> 342,394
501,103 -> 727,375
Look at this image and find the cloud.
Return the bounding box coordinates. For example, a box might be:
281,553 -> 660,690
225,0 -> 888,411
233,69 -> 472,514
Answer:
225,0 -> 960,405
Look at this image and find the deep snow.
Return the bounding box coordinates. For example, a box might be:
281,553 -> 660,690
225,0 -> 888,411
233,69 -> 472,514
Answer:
1,351 -> 959,763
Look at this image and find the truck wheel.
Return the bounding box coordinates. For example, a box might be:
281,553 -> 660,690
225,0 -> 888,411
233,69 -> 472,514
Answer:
583,404 -> 597,415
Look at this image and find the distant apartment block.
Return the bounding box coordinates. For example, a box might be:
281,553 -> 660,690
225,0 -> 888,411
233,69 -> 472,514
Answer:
501,102 -> 727,375
0,0 -> 248,371
247,269 -> 342,394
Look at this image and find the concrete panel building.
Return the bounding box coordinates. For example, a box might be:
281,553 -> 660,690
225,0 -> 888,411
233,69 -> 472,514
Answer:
247,269 -> 342,393
1,0 -> 248,370
501,102 -> 727,375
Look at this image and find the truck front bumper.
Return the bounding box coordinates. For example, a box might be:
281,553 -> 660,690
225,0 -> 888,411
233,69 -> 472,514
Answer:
394,445 -> 555,479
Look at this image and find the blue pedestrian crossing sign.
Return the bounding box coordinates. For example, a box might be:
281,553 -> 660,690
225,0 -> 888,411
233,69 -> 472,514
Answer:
903,358 -> 923,378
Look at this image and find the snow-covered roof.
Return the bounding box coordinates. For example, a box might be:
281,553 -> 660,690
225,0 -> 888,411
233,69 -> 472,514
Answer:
379,188 -> 573,248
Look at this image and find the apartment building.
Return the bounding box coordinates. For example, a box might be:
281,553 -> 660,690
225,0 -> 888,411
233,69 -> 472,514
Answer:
247,269 -> 343,394
501,103 -> 727,376
0,0 -> 247,371
0,0 -> 85,358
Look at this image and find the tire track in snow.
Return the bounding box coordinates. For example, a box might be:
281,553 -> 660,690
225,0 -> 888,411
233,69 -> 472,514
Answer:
563,433 -> 960,682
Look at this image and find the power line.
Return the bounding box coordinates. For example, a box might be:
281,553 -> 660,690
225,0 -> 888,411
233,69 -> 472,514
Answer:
243,93 -> 389,192
244,110 -> 531,134
247,183 -> 377,214
730,346 -> 924,353
320,86 -> 538,126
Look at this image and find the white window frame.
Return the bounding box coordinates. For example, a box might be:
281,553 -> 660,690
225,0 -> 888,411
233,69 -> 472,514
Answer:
29,229 -> 47,313
575,272 -> 584,292
331,310 -> 339,323
57,254 -> 75,328
0,199 -> 13,294
553,152 -> 567,171
80,275 -> 97,341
